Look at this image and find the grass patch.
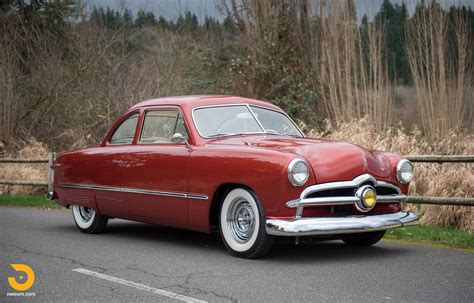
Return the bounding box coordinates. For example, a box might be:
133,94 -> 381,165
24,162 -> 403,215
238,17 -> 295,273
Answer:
384,225 -> 474,250
0,194 -> 61,209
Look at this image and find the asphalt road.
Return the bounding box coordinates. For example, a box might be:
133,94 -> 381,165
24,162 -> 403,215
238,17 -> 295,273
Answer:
1,207 -> 473,302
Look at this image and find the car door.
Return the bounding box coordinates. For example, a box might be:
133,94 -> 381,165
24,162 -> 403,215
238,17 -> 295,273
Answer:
93,111 -> 142,219
120,107 -> 191,225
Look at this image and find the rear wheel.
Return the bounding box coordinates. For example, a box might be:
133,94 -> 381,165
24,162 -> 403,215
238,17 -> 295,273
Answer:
219,188 -> 274,258
342,230 -> 386,246
72,205 -> 108,234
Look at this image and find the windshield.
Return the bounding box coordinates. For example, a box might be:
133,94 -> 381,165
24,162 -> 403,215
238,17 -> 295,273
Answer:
250,106 -> 302,137
192,104 -> 303,138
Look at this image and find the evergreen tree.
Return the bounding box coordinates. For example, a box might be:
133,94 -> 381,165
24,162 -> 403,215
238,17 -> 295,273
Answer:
157,16 -> 170,30
375,0 -> 410,84
176,11 -> 199,32
122,8 -> 132,24
136,9 -> 156,28
223,16 -> 237,35
175,14 -> 185,31
90,6 -> 102,25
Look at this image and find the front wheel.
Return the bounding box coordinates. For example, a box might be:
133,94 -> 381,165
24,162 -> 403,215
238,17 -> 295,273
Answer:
72,205 -> 108,234
219,188 -> 274,258
341,230 -> 386,246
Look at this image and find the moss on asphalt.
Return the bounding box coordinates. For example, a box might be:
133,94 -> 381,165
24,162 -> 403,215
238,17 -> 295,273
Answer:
384,225 -> 474,251
0,194 -> 61,209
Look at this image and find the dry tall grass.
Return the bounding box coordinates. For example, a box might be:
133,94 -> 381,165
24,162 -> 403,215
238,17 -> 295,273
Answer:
0,138 -> 49,195
304,118 -> 473,231
405,2 -> 473,142
317,0 -> 394,132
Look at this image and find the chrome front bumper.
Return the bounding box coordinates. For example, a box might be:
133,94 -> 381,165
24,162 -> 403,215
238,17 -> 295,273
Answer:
266,211 -> 418,236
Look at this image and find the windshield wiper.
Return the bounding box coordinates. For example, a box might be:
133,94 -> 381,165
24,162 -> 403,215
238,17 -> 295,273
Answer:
207,133 -> 243,138
208,132 -> 272,138
282,133 -> 300,137
263,131 -> 299,137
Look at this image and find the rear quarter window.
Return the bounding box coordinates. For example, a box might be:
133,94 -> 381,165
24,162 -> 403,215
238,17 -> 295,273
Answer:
109,113 -> 139,145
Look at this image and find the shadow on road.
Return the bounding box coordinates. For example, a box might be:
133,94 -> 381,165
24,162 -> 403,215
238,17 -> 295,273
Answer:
49,219 -> 413,262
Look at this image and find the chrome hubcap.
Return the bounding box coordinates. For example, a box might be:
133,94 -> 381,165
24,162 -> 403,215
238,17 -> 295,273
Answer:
227,198 -> 255,243
78,206 -> 93,222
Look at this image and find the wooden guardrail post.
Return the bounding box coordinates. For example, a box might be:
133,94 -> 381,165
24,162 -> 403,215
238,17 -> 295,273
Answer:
47,152 -> 54,193
471,211 -> 474,232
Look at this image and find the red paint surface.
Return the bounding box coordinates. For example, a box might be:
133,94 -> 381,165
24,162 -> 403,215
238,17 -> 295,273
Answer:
53,95 -> 409,233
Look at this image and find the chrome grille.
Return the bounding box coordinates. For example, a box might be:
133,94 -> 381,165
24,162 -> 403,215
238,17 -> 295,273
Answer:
286,174 -> 407,217
306,185 -> 399,199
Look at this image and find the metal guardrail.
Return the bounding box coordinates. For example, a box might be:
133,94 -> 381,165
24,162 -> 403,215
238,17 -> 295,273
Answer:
0,154 -> 473,206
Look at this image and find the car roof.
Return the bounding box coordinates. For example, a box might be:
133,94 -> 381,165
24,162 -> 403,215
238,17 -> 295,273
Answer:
129,95 -> 282,111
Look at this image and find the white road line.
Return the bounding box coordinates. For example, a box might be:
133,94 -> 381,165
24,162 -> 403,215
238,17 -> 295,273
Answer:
72,268 -> 207,303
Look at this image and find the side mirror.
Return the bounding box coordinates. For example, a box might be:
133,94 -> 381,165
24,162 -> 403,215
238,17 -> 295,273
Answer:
171,133 -> 191,148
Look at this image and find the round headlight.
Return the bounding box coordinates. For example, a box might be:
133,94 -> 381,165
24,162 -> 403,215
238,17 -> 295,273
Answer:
288,158 -> 309,186
396,159 -> 413,184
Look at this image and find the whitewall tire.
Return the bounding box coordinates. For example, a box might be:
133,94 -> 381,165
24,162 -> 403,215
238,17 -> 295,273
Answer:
72,205 -> 108,234
219,188 -> 274,258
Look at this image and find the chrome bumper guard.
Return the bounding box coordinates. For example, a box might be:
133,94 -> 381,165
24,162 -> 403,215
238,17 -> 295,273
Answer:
266,211 -> 418,236
287,174 -> 408,217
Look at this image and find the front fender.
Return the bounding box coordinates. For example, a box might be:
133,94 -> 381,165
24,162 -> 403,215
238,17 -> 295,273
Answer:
187,146 -> 315,231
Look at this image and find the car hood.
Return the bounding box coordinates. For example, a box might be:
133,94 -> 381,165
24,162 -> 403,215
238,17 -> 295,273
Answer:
207,135 -> 392,182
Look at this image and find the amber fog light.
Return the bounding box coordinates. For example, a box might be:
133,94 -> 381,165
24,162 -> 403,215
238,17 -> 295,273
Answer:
355,185 -> 377,212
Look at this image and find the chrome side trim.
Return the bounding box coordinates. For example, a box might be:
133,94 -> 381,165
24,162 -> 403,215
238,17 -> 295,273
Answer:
289,174 -> 406,217
186,194 -> 209,200
266,211 -> 418,236
59,183 -> 208,200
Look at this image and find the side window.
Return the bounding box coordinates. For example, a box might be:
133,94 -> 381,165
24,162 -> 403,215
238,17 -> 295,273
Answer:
140,110 -> 189,144
175,114 -> 188,140
109,113 -> 139,145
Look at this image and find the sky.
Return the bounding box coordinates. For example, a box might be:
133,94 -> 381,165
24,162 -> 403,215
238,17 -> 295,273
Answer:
85,0 -> 474,22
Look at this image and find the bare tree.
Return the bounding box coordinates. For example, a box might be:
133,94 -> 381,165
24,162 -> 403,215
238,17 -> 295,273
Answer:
405,2 -> 472,142
317,0 -> 394,131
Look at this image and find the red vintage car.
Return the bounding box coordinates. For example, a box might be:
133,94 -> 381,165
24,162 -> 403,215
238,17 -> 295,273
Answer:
49,95 -> 418,258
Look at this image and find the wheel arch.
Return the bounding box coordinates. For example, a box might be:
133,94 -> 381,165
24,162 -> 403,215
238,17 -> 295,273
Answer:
209,182 -> 255,230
